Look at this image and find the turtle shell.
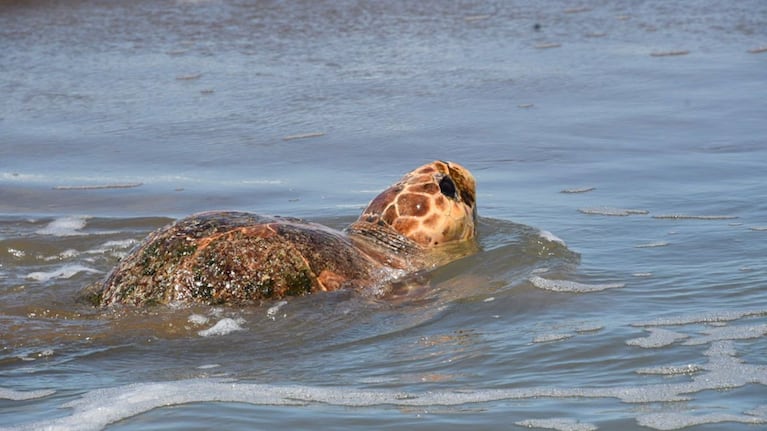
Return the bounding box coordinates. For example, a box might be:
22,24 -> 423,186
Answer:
98,212 -> 378,306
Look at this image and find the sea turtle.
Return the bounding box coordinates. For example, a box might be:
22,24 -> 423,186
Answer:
93,161 -> 477,307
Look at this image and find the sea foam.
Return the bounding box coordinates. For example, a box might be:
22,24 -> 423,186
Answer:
35,216 -> 89,236
26,264 -> 102,282
626,328 -> 689,348
197,318 -> 246,337
529,276 -> 625,293
538,230 -> 566,246
0,387 -> 55,401
515,418 -> 597,431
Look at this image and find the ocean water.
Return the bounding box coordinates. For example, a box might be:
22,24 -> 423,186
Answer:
2,1 -> 767,430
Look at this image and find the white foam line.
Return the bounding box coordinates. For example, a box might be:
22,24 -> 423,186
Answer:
538,230 -> 566,246
515,418 -> 598,431
626,328 -> 689,348
574,325 -> 604,334
187,314 -> 209,325
529,276 -> 625,293
578,207 -> 649,216
92,239 -> 138,251
683,323 -> 767,346
637,412 -> 766,430
52,183 -> 143,190
532,333 -> 575,344
42,249 -> 80,261
0,387 -> 55,401
35,216 -> 89,236
652,214 -> 738,220
635,241 -> 669,248
239,179 -> 283,185
26,264 -> 102,282
197,318 -> 246,337
2,171 -> 282,188
560,187 -> 596,194
635,364 -> 703,376
632,309 -> 767,327
266,301 -> 288,320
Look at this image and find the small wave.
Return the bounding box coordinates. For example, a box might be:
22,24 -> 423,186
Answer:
635,364 -> 703,376
197,318 -> 246,337
84,239 -> 138,259
635,241 -> 669,248
532,333 -> 575,344
637,412 -> 765,430
26,264 -> 102,282
239,179 -> 283,185
197,364 -> 220,370
0,172 -> 48,182
560,187 -> 595,194
266,301 -> 288,320
99,239 -> 138,249
35,216 -> 89,236
632,309 -> 767,327
578,207 -> 649,216
42,249 -> 80,262
7,248 -> 25,258
652,214 -> 738,220
187,314 -> 210,325
575,325 -> 603,333
532,322 -> 603,344
0,387 -> 55,401
52,183 -> 143,190
515,418 -> 597,431
538,230 -> 566,246
529,276 -> 625,293
282,131 -> 325,141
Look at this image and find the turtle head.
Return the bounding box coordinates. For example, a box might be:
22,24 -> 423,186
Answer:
355,160 -> 477,248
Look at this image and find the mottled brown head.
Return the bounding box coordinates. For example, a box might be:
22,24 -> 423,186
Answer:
356,160 -> 477,248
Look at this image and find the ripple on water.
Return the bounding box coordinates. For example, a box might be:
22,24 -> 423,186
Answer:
528,275 -> 625,293
4,304 -> 767,431
6,334 -> 765,431
577,207 -> 649,216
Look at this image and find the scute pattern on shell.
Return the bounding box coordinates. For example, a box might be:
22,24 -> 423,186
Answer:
98,212 -> 376,306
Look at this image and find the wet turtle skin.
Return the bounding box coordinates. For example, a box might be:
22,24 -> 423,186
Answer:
97,212 -> 379,306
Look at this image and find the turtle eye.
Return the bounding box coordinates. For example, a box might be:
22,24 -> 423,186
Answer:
439,176 -> 457,199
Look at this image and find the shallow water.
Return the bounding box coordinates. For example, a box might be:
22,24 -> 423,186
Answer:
2,0 -> 767,430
